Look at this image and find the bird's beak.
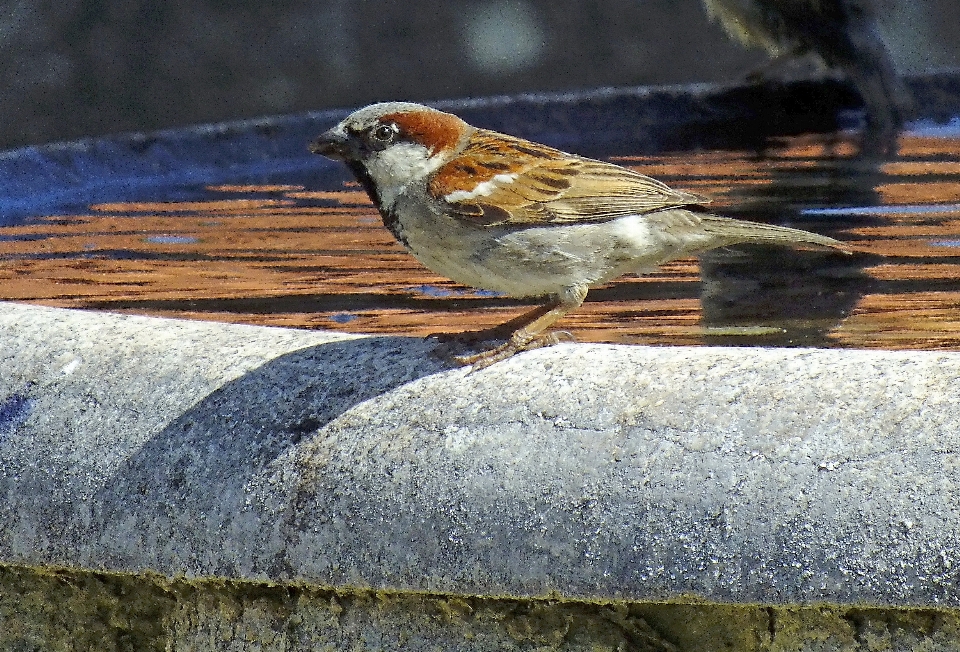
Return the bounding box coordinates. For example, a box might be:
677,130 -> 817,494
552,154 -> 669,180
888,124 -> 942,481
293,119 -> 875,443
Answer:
309,127 -> 351,160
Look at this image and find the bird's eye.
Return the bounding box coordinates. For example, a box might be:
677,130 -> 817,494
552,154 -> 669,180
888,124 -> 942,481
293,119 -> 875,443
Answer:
371,124 -> 396,142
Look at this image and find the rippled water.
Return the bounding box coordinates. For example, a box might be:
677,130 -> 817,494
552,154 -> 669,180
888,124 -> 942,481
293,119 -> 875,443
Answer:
2,125 -> 960,350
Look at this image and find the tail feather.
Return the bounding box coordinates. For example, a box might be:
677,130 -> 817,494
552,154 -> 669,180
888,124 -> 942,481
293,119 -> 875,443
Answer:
697,214 -> 851,253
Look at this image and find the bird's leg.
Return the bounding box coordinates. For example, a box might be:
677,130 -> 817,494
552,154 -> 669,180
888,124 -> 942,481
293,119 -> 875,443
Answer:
454,285 -> 588,370
434,302 -> 558,344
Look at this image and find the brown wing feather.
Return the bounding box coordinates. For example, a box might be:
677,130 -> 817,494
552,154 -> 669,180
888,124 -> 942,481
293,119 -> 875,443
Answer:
430,129 -> 708,226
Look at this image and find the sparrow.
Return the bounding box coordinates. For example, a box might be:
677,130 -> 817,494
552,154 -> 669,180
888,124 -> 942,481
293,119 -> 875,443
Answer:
702,0 -> 912,156
310,102 -> 848,369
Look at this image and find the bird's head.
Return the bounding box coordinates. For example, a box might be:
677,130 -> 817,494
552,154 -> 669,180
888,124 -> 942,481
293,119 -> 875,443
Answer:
310,102 -> 473,208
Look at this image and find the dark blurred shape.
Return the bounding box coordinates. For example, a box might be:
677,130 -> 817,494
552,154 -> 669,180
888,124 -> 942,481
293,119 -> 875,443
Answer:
702,0 -> 913,156
0,0 -> 955,151
0,0 -> 759,150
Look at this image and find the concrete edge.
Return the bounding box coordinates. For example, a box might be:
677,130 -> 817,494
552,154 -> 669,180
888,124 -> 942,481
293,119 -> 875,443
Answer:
2,70 -> 959,222
1,302 -> 959,612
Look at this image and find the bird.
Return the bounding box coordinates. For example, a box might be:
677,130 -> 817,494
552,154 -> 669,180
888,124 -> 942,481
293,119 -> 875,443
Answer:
310,102 -> 848,369
702,0 -> 912,156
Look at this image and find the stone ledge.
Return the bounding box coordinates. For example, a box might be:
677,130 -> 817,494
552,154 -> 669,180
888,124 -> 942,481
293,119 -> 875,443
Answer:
7,303 -> 960,652
0,303 -> 960,608
3,70 -> 959,223
1,302 -> 958,614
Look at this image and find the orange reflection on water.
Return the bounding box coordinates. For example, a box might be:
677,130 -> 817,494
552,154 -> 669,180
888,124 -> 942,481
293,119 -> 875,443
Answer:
2,128 -> 960,350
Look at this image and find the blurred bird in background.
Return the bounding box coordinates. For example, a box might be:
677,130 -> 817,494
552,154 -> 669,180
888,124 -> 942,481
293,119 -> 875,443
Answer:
702,0 -> 914,156
3,0 -> 955,152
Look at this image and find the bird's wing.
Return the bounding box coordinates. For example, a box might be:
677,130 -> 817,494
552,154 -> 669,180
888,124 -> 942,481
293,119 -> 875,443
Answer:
430,129 -> 707,226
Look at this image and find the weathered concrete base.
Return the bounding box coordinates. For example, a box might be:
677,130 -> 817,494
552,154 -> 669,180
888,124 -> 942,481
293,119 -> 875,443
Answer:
3,302 -> 960,650
3,563 -> 960,652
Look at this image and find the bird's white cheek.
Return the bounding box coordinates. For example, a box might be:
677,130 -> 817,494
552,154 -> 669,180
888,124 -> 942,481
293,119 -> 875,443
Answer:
364,143 -> 446,207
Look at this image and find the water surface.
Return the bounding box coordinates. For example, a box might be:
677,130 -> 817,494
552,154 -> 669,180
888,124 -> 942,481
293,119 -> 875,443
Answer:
2,127 -> 959,351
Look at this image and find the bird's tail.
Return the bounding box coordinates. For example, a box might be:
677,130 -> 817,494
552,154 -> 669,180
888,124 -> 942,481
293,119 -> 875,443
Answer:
697,214 -> 851,253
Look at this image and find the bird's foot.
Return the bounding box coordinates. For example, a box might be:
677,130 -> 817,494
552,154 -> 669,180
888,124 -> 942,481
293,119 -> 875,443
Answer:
452,330 -> 576,370
428,323 -> 514,345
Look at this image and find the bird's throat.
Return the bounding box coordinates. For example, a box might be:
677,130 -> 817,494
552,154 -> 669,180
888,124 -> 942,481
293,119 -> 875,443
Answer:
345,160 -> 408,247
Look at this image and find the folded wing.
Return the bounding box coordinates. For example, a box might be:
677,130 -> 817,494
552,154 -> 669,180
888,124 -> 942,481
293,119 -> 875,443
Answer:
430,129 -> 707,226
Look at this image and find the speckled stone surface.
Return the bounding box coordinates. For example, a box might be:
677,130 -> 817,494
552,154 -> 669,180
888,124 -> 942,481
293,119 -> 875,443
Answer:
1,302 -> 959,610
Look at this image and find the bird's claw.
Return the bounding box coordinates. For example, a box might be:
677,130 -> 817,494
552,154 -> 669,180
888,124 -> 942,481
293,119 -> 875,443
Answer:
451,330 -> 577,370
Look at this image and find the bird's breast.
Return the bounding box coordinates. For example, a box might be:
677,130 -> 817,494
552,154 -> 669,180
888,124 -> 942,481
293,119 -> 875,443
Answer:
387,194 -> 672,298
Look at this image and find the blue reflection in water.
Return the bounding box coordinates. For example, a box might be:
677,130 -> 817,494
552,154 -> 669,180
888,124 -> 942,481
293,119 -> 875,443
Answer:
144,235 -> 199,244
412,285 -> 458,297
410,285 -> 502,298
908,116 -> 960,138
802,204 -> 960,217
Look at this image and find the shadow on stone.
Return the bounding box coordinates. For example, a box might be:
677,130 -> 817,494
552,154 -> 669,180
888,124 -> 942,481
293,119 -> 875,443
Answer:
90,334 -> 451,576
